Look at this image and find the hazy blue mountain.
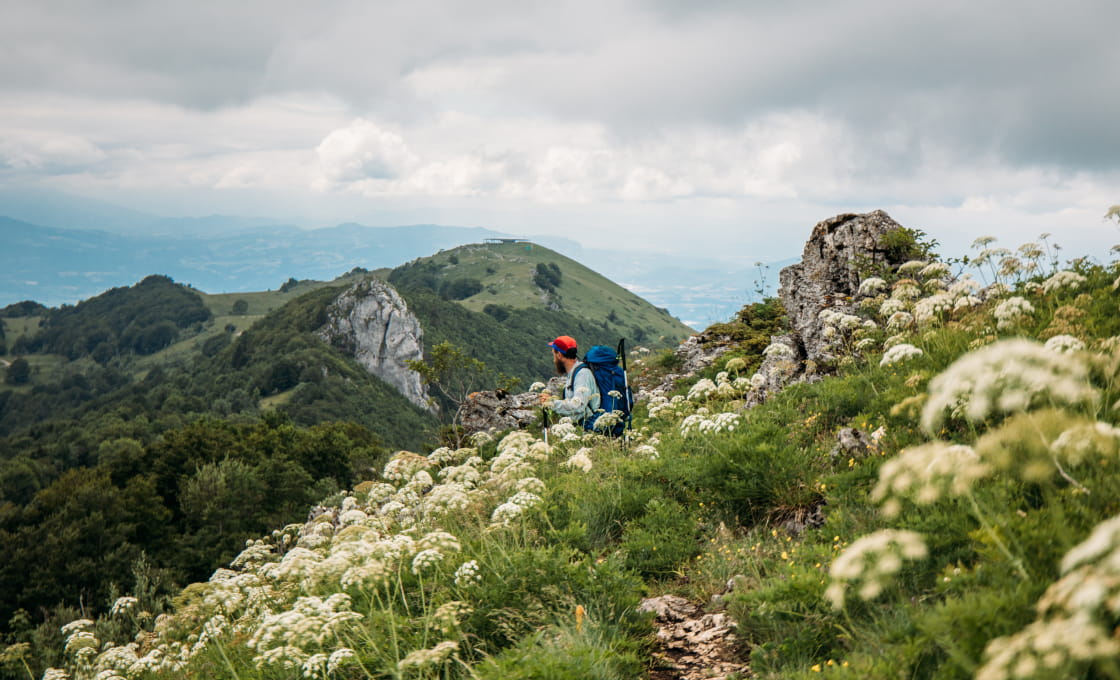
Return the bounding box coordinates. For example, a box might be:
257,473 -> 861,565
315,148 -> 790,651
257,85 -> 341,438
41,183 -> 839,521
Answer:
0,190 -> 793,326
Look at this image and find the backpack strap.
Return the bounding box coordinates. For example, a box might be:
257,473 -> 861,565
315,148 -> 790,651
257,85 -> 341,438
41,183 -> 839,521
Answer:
568,362 -> 588,393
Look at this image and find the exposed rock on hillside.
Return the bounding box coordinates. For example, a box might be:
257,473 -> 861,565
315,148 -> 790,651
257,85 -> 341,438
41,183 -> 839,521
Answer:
779,210 -> 908,363
460,390 -> 541,433
317,278 -> 431,410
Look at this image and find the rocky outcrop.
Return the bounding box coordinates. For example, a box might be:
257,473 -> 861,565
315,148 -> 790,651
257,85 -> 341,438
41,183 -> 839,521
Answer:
317,278 -> 431,411
779,210 -> 908,363
459,390 -> 541,433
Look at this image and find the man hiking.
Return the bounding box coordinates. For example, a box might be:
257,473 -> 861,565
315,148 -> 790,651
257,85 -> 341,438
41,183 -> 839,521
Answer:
540,335 -> 600,426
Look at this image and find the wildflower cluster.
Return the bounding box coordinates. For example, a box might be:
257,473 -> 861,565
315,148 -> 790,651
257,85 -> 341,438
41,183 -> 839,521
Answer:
870,443 -> 990,517
679,411 -> 740,437
977,514 -> 1120,679
825,530 -> 928,609
56,428 -> 573,677
920,339 -> 1098,434
879,343 -> 924,367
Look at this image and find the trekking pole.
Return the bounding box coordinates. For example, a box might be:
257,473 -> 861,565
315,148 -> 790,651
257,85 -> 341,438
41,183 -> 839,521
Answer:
541,404 -> 551,446
617,338 -> 632,445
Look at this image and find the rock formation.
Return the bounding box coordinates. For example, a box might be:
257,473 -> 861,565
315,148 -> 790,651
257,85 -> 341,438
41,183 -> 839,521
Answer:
317,278 -> 431,411
779,210 -> 909,363
459,390 -> 542,434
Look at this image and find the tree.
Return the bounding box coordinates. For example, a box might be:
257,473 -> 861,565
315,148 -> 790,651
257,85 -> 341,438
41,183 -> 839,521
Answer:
5,357 -> 30,385
407,341 -> 492,445
231,299 -> 250,315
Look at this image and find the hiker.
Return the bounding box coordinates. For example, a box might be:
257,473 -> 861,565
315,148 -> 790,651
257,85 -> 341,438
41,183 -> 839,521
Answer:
541,335 -> 600,426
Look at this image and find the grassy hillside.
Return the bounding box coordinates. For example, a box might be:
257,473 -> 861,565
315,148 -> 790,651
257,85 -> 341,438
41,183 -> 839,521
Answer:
16,233 -> 1120,680
388,241 -> 692,347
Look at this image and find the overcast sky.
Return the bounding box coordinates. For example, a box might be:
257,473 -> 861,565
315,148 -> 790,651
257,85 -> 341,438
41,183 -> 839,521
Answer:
2,0 -> 1118,263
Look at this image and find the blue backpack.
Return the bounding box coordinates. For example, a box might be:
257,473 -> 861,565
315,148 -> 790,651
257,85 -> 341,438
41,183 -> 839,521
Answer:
569,343 -> 633,437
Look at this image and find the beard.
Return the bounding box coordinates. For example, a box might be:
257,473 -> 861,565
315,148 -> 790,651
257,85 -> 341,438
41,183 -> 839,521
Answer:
554,355 -> 567,375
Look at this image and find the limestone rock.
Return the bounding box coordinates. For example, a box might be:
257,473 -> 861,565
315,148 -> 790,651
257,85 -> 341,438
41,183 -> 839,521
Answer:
640,595 -> 748,680
317,278 -> 431,411
459,390 -> 541,434
832,427 -> 872,459
779,210 -> 909,363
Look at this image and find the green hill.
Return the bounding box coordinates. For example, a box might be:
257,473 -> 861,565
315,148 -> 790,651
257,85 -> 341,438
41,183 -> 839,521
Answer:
388,241 -> 691,348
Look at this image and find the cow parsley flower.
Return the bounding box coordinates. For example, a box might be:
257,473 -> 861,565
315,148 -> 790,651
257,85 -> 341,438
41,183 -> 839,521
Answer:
880,343 -> 924,367
871,443 -> 990,517
564,448 -> 593,472
891,280 -> 922,301
858,277 -> 888,296
898,260 -> 928,274
411,549 -> 445,574
763,342 -> 795,359
1043,334 -> 1085,354
921,339 -> 1098,434
1041,270 -> 1087,294
879,298 -> 906,317
993,297 -> 1036,330
976,613 -> 1120,680
454,560 -> 482,587
919,262 -> 950,279
688,378 -> 718,401
914,293 -> 954,323
110,596 -> 138,617
886,311 -> 914,331
825,530 -> 928,610
398,640 -> 458,671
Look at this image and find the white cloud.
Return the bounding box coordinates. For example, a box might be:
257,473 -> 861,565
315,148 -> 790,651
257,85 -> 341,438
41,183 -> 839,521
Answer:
0,132 -> 106,172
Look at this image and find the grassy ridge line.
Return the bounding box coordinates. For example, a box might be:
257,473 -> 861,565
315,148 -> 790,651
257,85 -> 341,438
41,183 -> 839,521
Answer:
390,241 -> 692,345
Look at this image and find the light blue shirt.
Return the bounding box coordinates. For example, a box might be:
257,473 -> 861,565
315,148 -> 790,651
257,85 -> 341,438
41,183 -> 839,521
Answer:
549,362 -> 600,423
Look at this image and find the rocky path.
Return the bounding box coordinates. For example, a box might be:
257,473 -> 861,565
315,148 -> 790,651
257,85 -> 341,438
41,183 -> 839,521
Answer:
639,595 -> 750,679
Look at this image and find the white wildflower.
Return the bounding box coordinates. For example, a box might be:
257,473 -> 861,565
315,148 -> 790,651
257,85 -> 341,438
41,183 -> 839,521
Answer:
880,343 -> 924,367
993,296 -> 1035,330
858,277 -> 888,296
529,381 -> 547,392
1041,270 -> 1087,294
918,262 -> 950,279
879,298 -> 907,317
411,548 -> 445,574
633,444 -> 659,459
898,260 -> 928,274
564,448 -> 593,472
688,378 -> 718,401
948,275 -> 981,296
763,342 -> 795,359
398,640 -> 458,671
110,596 -> 138,617
953,295 -> 982,310
454,560 -> 482,587
825,530 -> 928,609
871,443 -> 990,516
469,431 -> 494,446
1043,334 -> 1085,354
976,613 -> 1120,680
921,339 -> 1099,434
886,311 -> 914,331
913,292 -> 954,323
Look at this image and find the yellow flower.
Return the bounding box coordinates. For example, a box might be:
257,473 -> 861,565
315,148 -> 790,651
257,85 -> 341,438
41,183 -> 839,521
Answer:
811,664 -> 822,672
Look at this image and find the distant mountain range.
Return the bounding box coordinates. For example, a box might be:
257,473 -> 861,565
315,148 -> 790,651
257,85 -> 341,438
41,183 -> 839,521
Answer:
0,190 -> 792,327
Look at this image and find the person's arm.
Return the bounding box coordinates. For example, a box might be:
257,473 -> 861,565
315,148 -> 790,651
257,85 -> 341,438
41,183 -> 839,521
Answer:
548,368 -> 596,419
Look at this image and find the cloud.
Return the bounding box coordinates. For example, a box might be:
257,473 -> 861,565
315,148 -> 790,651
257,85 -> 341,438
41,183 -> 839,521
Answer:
0,132 -> 106,172
316,120 -> 418,183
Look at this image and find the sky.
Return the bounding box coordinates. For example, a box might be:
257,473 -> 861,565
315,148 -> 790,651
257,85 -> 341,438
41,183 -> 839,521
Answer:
2,0 -> 1119,264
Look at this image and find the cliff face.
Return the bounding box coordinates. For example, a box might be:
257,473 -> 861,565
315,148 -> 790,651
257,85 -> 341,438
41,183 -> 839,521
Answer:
317,278 -> 431,411
778,210 -> 907,363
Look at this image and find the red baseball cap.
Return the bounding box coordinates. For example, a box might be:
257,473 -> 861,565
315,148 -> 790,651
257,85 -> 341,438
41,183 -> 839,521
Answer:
548,335 -> 577,355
